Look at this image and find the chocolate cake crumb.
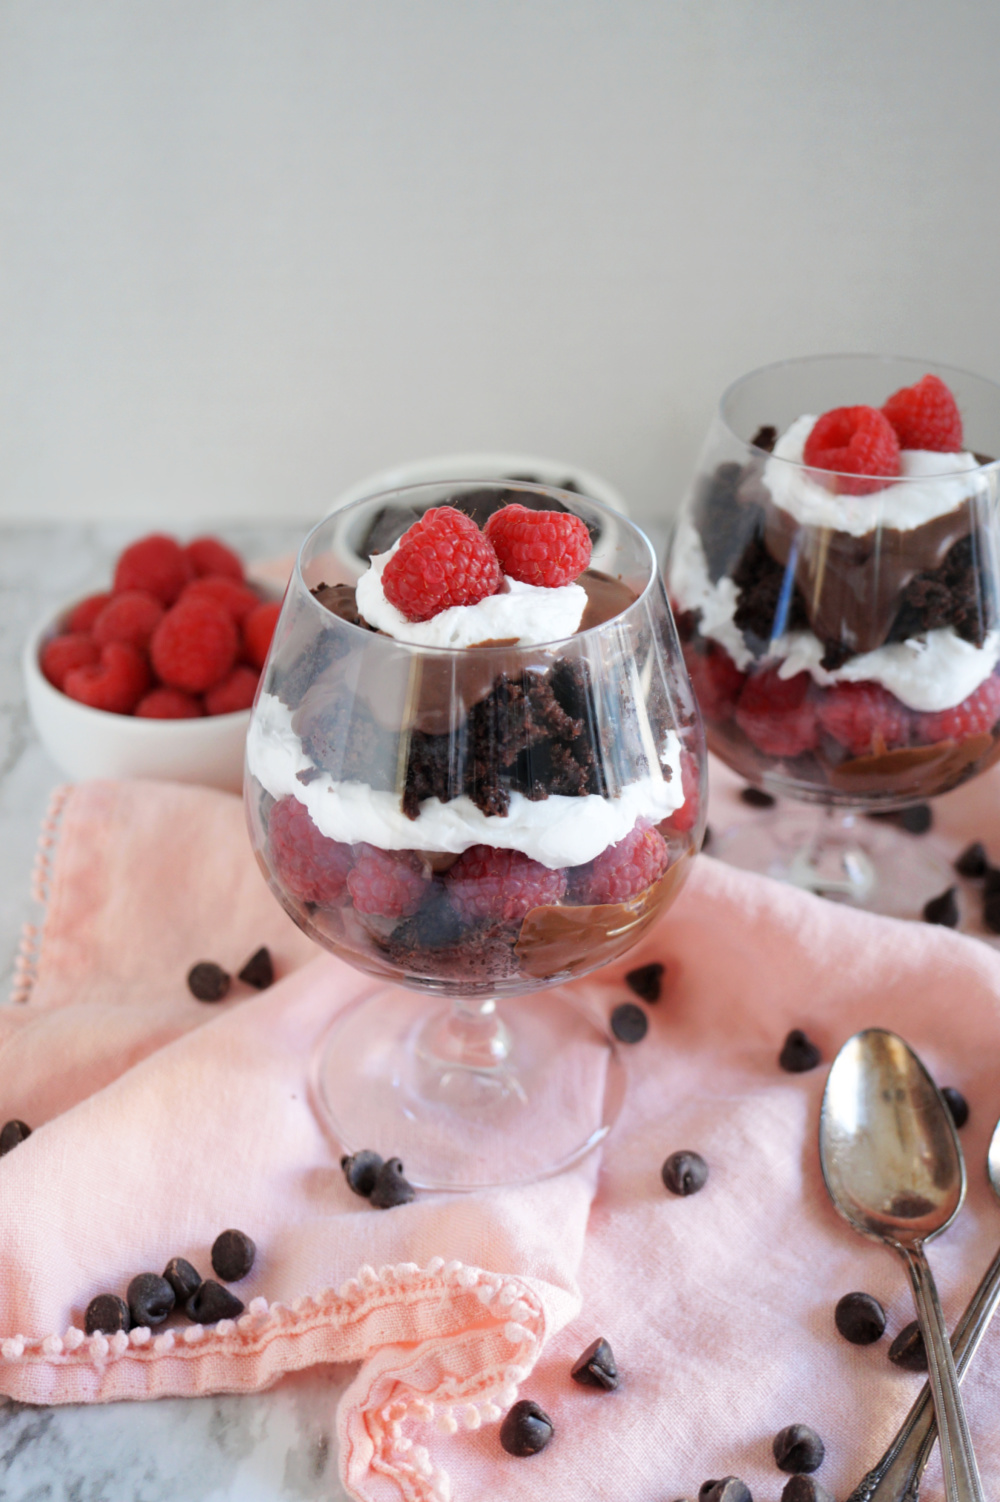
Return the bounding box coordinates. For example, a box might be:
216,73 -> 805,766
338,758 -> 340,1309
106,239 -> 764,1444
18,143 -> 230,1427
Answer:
695,463 -> 765,584
731,535 -> 809,647
887,535 -> 989,648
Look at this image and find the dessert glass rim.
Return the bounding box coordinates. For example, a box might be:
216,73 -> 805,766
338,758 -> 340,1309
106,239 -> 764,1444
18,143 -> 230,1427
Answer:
293,478 -> 660,655
719,351 -> 1000,484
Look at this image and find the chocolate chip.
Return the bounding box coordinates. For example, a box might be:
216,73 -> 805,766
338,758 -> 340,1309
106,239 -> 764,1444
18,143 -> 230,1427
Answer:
499,1399 -> 554,1456
984,865 -> 1000,898
341,1149 -> 384,1198
370,1157 -> 416,1209
570,1336 -> 619,1390
85,1294 -> 130,1335
700,1478 -> 752,1502
740,786 -> 775,808
922,887 -> 959,927
662,1150 -> 708,1196
750,425 -> 778,453
0,1120 -> 31,1155
834,1291 -> 886,1345
186,962 -> 231,1003
237,947 -> 274,990
782,1477 -> 835,1502
186,1280 -> 244,1323
773,1423 -> 825,1474
955,841 -> 989,878
888,1321 -> 927,1371
702,825 -> 712,850
163,1257 -> 202,1304
127,1272 -> 176,1327
941,1086 -> 969,1129
897,804 -> 932,835
779,1029 -> 822,1073
211,1229 -> 256,1282
610,1002 -> 648,1043
624,962 -> 664,1003
984,891 -> 1000,933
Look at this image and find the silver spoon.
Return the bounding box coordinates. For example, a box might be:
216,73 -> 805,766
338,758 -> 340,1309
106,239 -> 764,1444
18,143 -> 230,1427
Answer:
848,1114 -> 1000,1502
820,1029 -> 983,1502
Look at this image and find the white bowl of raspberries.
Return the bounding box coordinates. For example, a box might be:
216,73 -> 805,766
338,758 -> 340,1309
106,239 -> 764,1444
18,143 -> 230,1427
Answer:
23,533 -> 281,793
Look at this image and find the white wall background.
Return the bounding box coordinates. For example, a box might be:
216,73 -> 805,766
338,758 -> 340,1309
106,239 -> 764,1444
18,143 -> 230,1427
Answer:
2,0 -> 999,529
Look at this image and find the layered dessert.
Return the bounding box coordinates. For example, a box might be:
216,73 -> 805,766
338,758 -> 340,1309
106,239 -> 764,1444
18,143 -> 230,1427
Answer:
669,373 -> 1000,801
247,495 -> 700,994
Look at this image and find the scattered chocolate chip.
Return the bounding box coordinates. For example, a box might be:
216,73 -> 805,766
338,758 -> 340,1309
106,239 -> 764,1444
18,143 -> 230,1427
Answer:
186,962 -> 231,1003
984,891 -> 1000,933
211,1229 -> 256,1282
85,1293 -> 130,1335
661,1150 -> 708,1197
922,887 -> 959,927
888,1321 -> 927,1372
955,841 -> 989,878
163,1257 -> 202,1304
610,1002 -> 648,1043
0,1120 -> 31,1155
782,1477 -> 834,1502
127,1272 -> 176,1327
702,825 -> 712,850
773,1423 -> 825,1474
341,1149 -> 385,1198
750,425 -> 778,454
370,1157 -> 416,1209
834,1291 -> 886,1345
941,1086 -> 969,1129
499,1399 -> 554,1456
186,1279 -> 245,1323
740,786 -> 775,809
700,1478 -> 752,1502
897,804 -> 932,835
237,946 -> 274,989
624,962 -> 664,1003
570,1336 -> 619,1390
779,1029 -> 822,1073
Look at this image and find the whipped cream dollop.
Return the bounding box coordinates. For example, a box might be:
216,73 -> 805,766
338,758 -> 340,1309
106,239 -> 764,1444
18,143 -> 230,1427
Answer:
248,691 -> 685,869
763,414 -> 984,535
355,542 -> 588,649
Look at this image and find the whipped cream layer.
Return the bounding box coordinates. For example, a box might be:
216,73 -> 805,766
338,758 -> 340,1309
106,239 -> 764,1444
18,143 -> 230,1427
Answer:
248,691 -> 685,869
764,415 -> 983,536
356,542 -> 588,648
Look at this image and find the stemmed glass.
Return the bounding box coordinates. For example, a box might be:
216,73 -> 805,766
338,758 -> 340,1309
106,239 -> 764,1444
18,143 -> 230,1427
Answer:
245,481 -> 704,1189
667,355 -> 1000,918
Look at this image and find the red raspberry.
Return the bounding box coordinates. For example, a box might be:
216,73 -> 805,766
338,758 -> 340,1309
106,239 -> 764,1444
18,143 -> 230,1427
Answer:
66,592 -> 112,633
570,824 -> 670,906
113,533 -> 193,605
347,846 -> 430,918
183,576 -> 261,626
816,681 -> 910,757
63,643 -> 151,714
151,598 -> 238,693
802,407 -> 901,495
382,507 -> 502,622
135,687 -> 204,719
41,633 -> 100,690
484,504 -> 592,588
664,748 -> 700,834
204,665 -> 259,715
683,640 -> 746,721
184,536 -> 245,582
445,845 -> 567,923
882,374 -> 963,453
243,600 -> 281,670
734,668 -> 819,757
267,796 -> 353,904
912,672 -> 1000,745
92,590 -> 164,651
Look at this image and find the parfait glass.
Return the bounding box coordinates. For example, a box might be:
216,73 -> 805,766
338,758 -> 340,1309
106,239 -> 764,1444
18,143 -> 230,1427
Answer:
667,354 -> 1000,917
245,481 -> 704,1189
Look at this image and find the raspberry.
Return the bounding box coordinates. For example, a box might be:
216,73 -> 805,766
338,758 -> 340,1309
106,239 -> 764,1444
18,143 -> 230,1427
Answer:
113,533 -> 193,605
347,846 -> 430,918
445,845 -> 567,923
243,600 -> 281,670
204,665 -> 259,715
570,824 -> 670,906
882,374 -> 963,453
802,407 -> 901,495
484,504 -> 591,588
92,590 -> 164,651
135,687 -> 204,719
912,672 -> 1000,745
41,633 -> 100,690
683,641 -> 746,721
267,796 -> 354,904
664,748 -> 700,834
151,598 -> 238,693
66,592 -> 112,633
816,681 -> 910,757
184,536 -> 245,582
734,668 -> 819,757
382,507 -> 502,621
182,576 -> 261,625
63,643 -> 151,714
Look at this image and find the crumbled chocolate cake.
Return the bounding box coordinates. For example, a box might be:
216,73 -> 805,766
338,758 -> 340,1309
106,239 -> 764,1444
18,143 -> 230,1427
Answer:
887,536 -> 990,647
730,533 -> 809,646
295,681 -> 396,787
385,915 -> 522,981
695,462 -> 765,583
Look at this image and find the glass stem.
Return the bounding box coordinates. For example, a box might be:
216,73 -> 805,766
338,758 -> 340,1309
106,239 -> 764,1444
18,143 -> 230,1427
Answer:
787,806 -> 875,901
420,996 -> 513,1073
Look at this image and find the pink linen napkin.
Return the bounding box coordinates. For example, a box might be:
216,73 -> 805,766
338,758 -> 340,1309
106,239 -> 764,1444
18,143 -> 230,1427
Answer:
4,777 -> 1000,1502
